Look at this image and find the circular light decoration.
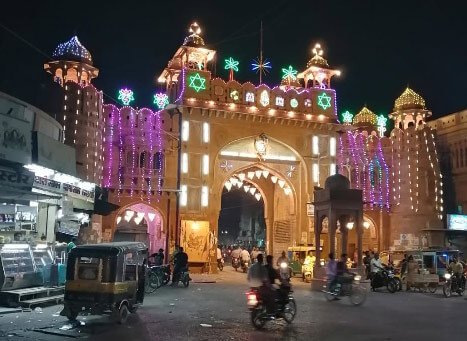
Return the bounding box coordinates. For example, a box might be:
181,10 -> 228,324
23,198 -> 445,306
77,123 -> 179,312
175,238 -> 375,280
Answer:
118,88 -> 135,106
260,90 -> 269,106
230,90 -> 240,101
153,92 -> 169,109
290,98 -> 298,108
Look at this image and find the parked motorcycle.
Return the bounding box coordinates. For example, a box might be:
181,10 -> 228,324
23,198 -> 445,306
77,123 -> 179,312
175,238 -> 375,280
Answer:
172,269 -> 191,288
443,272 -> 466,297
145,266 -> 162,294
232,257 -> 240,271
246,282 -> 297,329
218,258 -> 224,271
322,273 -> 367,305
371,268 -> 398,293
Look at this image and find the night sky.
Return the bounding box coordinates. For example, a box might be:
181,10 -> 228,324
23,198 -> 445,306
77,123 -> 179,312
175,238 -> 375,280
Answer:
1,1 -> 467,118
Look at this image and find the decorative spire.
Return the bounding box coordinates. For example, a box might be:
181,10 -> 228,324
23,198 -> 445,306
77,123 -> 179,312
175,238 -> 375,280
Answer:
394,87 -> 426,111
183,22 -> 205,46
353,106 -> 378,125
307,43 -> 329,68
52,36 -> 93,65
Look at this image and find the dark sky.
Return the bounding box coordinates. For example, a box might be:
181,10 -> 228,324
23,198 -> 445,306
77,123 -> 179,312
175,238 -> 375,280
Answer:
1,1 -> 467,118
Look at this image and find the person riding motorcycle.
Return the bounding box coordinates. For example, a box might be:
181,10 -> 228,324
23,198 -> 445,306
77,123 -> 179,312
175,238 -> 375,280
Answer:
276,251 -> 288,267
240,248 -> 251,268
172,247 -> 188,285
217,246 -> 223,266
449,258 -> 465,289
370,253 -> 385,286
303,251 -> 316,278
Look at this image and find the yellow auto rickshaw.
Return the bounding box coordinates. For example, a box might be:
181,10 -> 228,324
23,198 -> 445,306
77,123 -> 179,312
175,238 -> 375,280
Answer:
61,242 -> 148,324
287,246 -> 323,280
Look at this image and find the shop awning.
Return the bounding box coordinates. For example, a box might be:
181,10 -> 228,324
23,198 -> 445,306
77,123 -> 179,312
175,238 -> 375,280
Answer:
0,184 -> 61,203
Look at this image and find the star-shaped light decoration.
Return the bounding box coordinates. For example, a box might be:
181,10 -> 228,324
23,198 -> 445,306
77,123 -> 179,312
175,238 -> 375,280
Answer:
224,57 -> 239,81
188,72 -> 206,92
153,92 -> 169,109
312,43 -> 324,57
281,65 -> 298,81
342,110 -> 354,124
317,92 -> 332,110
118,88 -> 135,106
286,165 -> 296,178
377,114 -> 388,137
219,160 -> 233,172
251,58 -> 272,84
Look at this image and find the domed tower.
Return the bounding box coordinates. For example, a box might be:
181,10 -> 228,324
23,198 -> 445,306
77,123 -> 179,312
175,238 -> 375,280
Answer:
389,87 -> 431,130
352,106 -> 378,135
44,36 -> 104,184
297,43 -> 341,89
156,22 -> 216,101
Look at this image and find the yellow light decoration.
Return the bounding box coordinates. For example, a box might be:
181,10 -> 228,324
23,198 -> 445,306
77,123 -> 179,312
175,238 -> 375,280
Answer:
271,176 -> 278,184
353,106 -> 377,125
224,181 -> 232,191
278,179 -> 286,188
148,212 -> 156,222
284,187 -> 292,196
262,170 -> 270,178
255,170 -> 262,178
255,193 -> 261,201
244,185 -> 250,193
238,173 -> 246,181
247,171 -> 255,179
394,87 -> 426,111
249,187 -> 257,195
116,216 -> 122,224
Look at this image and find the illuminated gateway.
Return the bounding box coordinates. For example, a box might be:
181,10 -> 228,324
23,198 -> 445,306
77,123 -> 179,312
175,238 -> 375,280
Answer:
45,23 -> 445,270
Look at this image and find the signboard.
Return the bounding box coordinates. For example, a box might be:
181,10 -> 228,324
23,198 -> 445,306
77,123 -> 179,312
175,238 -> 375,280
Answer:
34,176 -> 95,202
34,132 -> 76,176
0,113 -> 32,164
0,167 -> 34,188
447,214 -> 467,231
306,203 -> 314,216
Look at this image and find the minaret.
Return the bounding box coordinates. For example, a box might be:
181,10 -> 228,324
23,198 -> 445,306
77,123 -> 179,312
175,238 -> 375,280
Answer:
389,87 -> 431,130
156,22 -> 216,100
297,43 -> 341,89
44,36 -> 103,184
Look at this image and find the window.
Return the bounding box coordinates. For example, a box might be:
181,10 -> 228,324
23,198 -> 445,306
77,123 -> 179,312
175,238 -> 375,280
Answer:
313,163 -> 319,183
245,92 -> 255,102
202,155 -> 209,175
312,136 -> 319,155
182,153 -> 188,173
153,152 -> 164,170
329,137 -> 336,157
124,253 -> 137,281
181,120 -> 190,141
202,122 -> 210,143
275,97 -> 284,106
77,257 -> 100,280
139,151 -> 147,168
180,185 -> 188,206
201,186 -> 209,207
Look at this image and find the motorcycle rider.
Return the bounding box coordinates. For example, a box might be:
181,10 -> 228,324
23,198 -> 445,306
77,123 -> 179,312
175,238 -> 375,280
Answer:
250,247 -> 260,262
231,246 -> 242,259
363,251 -> 372,279
277,251 -> 288,267
241,247 -> 251,269
449,257 -> 465,288
325,253 -> 338,292
303,250 -> 316,278
370,253 -> 384,286
172,247 -> 188,285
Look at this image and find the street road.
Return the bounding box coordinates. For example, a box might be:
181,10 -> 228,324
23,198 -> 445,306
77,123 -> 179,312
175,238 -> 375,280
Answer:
1,266 -> 467,341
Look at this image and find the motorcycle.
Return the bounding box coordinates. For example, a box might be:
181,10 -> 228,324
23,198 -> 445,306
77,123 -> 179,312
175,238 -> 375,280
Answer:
443,272 -> 466,297
246,282 -> 297,330
371,268 -> 398,293
145,265 -> 162,294
232,257 -> 240,271
241,259 -> 250,273
322,273 -> 367,305
279,261 -> 291,282
217,258 -> 224,271
172,269 -> 191,288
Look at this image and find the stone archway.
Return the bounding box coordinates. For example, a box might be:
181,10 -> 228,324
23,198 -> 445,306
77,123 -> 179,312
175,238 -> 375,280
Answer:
212,135 -> 303,261
114,203 -> 166,255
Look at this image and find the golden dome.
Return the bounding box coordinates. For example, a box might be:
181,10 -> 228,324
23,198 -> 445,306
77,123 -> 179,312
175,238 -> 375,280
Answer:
353,106 -> 377,125
183,22 -> 205,47
394,87 -> 426,111
307,55 -> 329,68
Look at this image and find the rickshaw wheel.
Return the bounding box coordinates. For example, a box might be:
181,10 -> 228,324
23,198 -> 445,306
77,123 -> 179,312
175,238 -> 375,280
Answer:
115,304 -> 129,324
66,310 -> 79,321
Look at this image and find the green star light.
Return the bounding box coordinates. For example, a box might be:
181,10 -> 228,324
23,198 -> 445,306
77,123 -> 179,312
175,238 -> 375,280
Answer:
281,65 -> 298,80
317,92 -> 332,110
342,110 -> 353,123
188,72 -> 206,92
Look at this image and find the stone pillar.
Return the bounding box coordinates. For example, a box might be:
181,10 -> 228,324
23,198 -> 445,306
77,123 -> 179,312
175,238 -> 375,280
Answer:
341,225 -> 348,255
329,213 -> 337,256
314,213 -> 321,262
357,210 -> 363,267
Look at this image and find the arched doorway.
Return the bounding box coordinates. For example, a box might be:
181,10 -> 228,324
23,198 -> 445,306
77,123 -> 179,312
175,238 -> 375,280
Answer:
114,203 -> 166,255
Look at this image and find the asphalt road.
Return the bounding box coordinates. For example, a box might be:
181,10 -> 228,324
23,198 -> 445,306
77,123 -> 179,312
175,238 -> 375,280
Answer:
1,266 -> 467,341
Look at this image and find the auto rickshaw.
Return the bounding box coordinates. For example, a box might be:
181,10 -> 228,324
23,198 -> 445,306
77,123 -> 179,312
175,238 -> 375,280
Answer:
287,246 -> 322,280
61,242 -> 148,324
